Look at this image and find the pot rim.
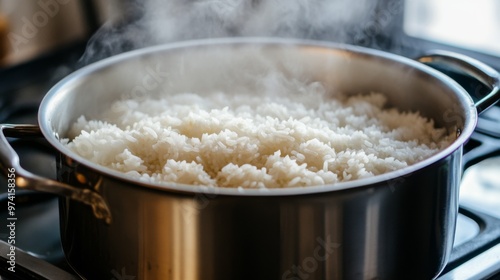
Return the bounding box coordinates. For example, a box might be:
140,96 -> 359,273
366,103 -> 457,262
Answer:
39,37 -> 477,196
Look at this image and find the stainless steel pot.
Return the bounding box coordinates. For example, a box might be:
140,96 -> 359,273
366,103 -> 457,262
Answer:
1,38 -> 499,280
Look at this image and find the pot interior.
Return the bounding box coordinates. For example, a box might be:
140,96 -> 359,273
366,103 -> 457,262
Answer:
40,38 -> 476,191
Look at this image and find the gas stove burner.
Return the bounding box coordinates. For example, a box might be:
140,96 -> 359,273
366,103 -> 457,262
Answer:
0,192 -> 63,264
0,103 -> 39,125
476,107 -> 500,138
461,156 -> 500,219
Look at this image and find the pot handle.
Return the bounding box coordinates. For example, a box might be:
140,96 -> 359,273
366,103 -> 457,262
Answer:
417,51 -> 500,114
0,124 -> 112,224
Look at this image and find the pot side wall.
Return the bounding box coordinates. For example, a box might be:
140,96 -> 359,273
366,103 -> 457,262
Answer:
57,147 -> 461,280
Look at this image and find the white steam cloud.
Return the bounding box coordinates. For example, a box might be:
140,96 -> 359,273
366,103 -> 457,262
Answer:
78,0 -> 402,65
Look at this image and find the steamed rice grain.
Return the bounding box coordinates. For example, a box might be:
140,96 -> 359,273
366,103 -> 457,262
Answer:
65,90 -> 453,188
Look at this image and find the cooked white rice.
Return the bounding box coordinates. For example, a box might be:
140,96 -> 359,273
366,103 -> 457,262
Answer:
64,87 -> 453,189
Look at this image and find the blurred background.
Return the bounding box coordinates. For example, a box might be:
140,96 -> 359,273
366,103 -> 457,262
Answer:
0,0 -> 107,66
0,0 -> 499,69
404,0 -> 500,57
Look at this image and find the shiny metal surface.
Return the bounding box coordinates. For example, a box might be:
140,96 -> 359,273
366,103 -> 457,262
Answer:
460,156 -> 500,219
453,214 -> 480,247
2,38 -> 500,279
417,50 -> 500,114
437,243 -> 500,280
0,124 -> 112,223
58,151 -> 461,279
0,240 -> 78,280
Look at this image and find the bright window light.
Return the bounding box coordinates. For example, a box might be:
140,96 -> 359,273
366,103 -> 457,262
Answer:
404,0 -> 500,56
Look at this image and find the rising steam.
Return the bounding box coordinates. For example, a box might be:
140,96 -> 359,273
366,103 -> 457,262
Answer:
79,0 -> 389,65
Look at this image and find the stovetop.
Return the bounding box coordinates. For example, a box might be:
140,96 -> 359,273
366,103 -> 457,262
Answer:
0,42 -> 500,280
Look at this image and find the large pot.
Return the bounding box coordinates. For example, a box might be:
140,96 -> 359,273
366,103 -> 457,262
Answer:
1,38 -> 499,280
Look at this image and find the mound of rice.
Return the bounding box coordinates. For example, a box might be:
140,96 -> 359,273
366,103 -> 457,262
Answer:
64,87 -> 453,189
